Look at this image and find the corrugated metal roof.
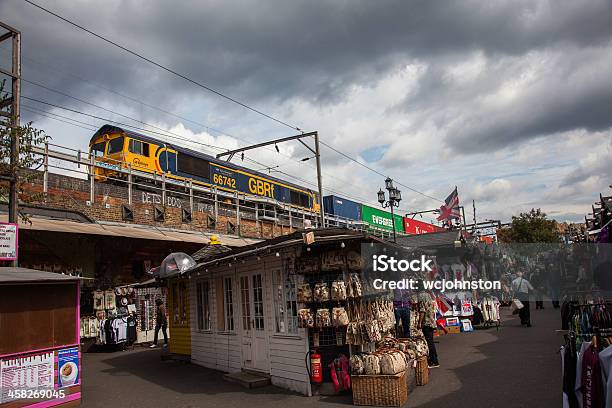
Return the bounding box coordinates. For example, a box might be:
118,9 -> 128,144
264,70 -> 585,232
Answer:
192,244 -> 232,262
0,267 -> 82,283
396,230 -> 464,248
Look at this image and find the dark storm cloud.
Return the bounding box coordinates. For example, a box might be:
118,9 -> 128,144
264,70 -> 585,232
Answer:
1,0 -> 612,156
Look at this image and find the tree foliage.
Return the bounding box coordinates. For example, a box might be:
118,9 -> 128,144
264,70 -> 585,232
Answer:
497,208 -> 560,243
0,80 -> 50,214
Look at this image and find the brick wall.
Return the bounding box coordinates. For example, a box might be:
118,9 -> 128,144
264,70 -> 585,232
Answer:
12,171 -> 304,240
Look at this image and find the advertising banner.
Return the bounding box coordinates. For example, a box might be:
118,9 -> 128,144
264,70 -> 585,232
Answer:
402,218 -> 444,235
57,347 -> 79,388
0,351 -> 54,403
361,205 -> 403,232
0,223 -> 18,261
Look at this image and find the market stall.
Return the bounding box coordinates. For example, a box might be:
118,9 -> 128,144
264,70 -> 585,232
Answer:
79,279 -> 167,348
181,228 -> 436,402
0,267 -> 82,407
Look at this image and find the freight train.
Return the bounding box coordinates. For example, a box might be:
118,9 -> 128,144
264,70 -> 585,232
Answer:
89,125 -> 320,212
89,125 -> 443,234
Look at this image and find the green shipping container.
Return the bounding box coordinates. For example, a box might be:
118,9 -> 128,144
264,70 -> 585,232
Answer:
361,205 -> 403,232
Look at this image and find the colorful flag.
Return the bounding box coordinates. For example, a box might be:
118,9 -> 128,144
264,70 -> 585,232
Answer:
437,187 -> 461,223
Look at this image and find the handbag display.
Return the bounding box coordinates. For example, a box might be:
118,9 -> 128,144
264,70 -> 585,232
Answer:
350,354 -> 365,375
365,318 -> 382,343
379,350 -> 407,375
410,336 -> 429,358
314,282 -> 330,302
347,273 -> 362,298
298,308 -> 315,328
316,309 -> 332,327
363,354 -> 381,375
332,307 -> 349,327
331,280 -> 347,301
346,300 -> 363,345
297,283 -> 313,303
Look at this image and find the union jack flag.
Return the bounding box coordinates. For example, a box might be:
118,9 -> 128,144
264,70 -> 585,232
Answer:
437,187 -> 461,223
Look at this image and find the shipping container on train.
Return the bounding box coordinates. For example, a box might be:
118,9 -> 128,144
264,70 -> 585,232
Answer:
323,195 -> 362,221
361,204 -> 403,232
402,217 -> 444,235
88,125 -> 319,212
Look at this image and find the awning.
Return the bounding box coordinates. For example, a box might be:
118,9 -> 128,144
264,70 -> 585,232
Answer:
0,267 -> 85,284
0,215 -> 259,247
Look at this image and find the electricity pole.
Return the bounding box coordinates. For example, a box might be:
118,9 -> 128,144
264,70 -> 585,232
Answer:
473,200 -> 477,232
0,21 -> 21,267
216,131 -> 325,227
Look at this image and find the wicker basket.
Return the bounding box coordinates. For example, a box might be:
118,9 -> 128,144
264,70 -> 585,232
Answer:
405,361 -> 416,390
415,357 -> 429,386
352,371 -> 407,407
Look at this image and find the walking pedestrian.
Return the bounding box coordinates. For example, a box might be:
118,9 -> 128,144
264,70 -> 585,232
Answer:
150,298 -> 168,348
418,288 -> 439,368
512,271 -> 535,327
393,288 -> 411,338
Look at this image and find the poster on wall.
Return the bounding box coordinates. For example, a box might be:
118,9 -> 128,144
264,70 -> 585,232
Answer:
0,352 -> 54,403
57,348 -> 79,388
0,222 -> 18,261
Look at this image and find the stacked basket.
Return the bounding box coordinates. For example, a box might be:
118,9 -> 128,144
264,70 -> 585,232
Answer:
352,371 -> 408,407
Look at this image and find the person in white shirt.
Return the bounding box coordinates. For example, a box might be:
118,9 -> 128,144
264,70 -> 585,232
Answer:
511,271 -> 535,327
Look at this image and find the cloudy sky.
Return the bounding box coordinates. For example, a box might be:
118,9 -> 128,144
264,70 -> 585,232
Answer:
2,0 -> 611,224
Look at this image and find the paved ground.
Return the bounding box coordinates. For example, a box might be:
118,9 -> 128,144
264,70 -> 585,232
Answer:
81,305 -> 562,408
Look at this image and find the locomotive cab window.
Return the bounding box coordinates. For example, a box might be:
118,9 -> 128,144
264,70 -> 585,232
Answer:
290,190 -> 310,207
91,141 -> 106,157
129,139 -> 150,156
107,136 -> 125,154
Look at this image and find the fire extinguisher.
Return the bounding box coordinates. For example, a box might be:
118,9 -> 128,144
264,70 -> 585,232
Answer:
306,350 -> 323,383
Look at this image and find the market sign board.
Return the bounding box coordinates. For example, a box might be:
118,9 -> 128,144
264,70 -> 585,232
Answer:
0,351 -> 54,403
361,205 -> 403,232
403,218 -> 444,235
0,223 -> 17,261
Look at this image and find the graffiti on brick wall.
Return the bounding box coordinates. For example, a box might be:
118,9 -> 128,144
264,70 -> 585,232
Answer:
140,192 -> 183,208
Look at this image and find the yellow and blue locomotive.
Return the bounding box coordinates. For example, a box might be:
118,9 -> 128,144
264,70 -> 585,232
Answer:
89,124 -> 320,212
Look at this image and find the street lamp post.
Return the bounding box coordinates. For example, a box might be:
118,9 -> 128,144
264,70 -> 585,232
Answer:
378,177 -> 402,242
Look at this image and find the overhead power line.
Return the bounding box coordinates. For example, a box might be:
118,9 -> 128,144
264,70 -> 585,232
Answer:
21,1 -> 445,206
19,74 -> 400,207
22,95 -> 228,152
21,105 -> 98,131
21,97 -> 380,206
24,0 -> 302,132
318,140 -> 444,203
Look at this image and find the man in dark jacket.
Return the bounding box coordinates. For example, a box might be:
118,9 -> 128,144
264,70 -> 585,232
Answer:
150,298 -> 168,348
